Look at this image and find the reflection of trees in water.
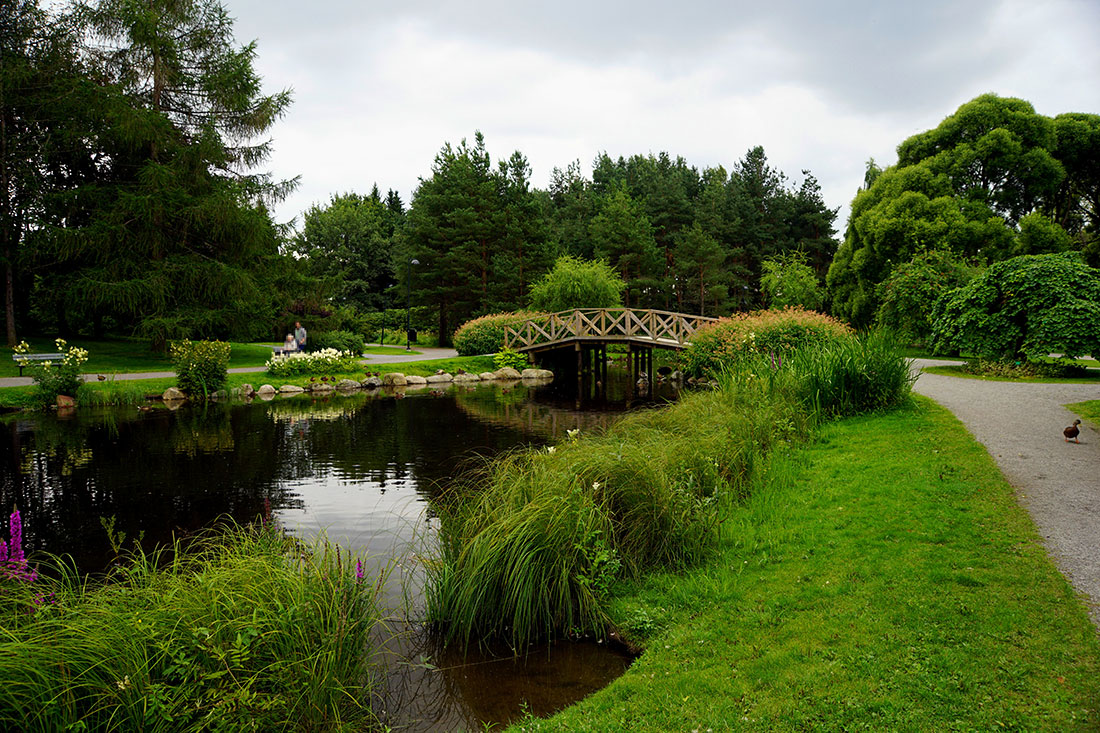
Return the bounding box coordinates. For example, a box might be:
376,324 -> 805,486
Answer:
374,621 -> 633,732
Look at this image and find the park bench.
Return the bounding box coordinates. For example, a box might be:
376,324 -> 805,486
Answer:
11,353 -> 57,377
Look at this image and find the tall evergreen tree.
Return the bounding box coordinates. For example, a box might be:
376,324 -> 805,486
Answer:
588,186 -> 661,308
37,0 -> 294,345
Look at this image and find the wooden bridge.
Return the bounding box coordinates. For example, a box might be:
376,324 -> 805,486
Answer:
503,308 -> 719,399
503,308 -> 719,353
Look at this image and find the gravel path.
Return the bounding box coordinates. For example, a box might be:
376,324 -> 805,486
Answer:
912,359 -> 1100,626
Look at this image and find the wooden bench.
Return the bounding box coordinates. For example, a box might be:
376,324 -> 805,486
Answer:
11,353 -> 56,377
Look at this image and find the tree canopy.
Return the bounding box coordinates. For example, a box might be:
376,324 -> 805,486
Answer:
827,94 -> 1097,329
527,255 -> 625,312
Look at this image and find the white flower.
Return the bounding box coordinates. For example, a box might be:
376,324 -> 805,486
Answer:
546,446 -> 556,454
592,481 -> 601,490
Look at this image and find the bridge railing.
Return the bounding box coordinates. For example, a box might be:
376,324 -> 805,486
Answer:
503,308 -> 720,351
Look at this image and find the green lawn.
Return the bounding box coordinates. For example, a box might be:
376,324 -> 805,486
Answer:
1067,400 -> 1100,429
1,336 -> 279,378
523,398 -> 1100,731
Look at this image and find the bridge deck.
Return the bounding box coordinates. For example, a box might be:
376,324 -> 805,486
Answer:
504,308 -> 719,353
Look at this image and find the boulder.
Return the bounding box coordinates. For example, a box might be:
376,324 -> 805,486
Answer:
361,376 -> 383,389
426,373 -> 453,384
521,368 -> 554,381
163,387 -> 186,401
382,372 -> 407,387
478,371 -> 497,381
256,384 -> 276,394
405,375 -> 428,385
239,383 -> 255,397
279,384 -> 305,394
56,394 -> 76,408
336,379 -> 360,391
494,367 -> 522,380
454,372 -> 480,383
309,381 -> 334,392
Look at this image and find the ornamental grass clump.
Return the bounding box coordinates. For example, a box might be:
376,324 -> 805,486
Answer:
170,339 -> 231,398
13,339 -> 89,407
0,521 -> 388,732
265,348 -> 361,377
452,311 -> 547,356
681,307 -> 853,378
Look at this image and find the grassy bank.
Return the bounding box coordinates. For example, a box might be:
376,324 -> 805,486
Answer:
523,398 -> 1100,731
427,337 -> 915,650
1067,399 -> 1100,427
0,522 -> 387,732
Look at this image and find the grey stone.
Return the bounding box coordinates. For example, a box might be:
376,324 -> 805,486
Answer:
256,384 -> 276,394
453,372 -> 480,382
405,375 -> 428,385
382,372 -> 407,386
336,379 -> 360,391
426,373 -> 453,384
521,368 -> 554,381
163,387 -> 186,401
361,376 -> 383,389
279,384 -> 305,394
494,367 -> 522,380
309,381 -> 334,392
478,371 -> 497,381
239,383 -> 255,396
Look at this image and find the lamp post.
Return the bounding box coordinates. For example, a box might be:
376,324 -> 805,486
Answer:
405,258 -> 419,351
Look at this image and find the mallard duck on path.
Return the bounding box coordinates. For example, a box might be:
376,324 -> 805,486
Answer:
1064,419 -> 1082,443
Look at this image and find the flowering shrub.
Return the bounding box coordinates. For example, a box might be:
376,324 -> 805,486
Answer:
681,307 -> 853,377
266,348 -> 361,377
453,311 -> 546,356
13,339 -> 88,406
170,340 -> 231,397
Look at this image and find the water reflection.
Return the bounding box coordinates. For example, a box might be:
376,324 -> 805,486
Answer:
0,377 -> 668,731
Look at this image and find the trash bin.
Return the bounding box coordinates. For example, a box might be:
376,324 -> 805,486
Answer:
407,328 -> 417,344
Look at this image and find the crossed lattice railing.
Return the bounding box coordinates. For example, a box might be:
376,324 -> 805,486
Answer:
503,308 -> 720,351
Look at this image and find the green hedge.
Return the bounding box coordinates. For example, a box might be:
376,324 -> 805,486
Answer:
306,330 -> 364,355
452,311 -> 546,356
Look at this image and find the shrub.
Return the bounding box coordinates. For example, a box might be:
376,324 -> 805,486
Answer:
681,307 -> 853,377
528,255 -> 626,312
170,340 -> 231,397
931,252 -> 1100,362
307,330 -> 364,355
266,348 -> 361,377
13,339 -> 88,407
452,311 -> 546,356
492,347 -> 529,371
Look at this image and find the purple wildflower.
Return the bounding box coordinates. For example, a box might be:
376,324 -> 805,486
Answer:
10,510 -> 24,563
356,559 -> 364,584
0,538 -> 7,563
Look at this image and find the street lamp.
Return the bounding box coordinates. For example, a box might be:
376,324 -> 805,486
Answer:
405,258 -> 419,351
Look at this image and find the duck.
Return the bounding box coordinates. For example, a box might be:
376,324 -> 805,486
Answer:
97,374 -> 107,381
1064,419 -> 1082,443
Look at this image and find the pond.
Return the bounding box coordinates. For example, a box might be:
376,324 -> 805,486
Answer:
0,372 -> 677,731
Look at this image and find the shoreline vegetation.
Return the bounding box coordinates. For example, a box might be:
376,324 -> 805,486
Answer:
3,336 -> 1100,729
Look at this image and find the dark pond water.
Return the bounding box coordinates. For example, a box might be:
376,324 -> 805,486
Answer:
0,374 -> 673,731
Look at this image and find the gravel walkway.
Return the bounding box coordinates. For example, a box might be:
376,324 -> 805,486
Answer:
912,359 -> 1100,626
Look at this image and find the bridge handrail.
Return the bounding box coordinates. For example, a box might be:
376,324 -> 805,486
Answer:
503,308 -> 720,351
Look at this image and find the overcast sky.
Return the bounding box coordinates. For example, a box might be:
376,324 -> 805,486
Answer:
223,0 -> 1100,231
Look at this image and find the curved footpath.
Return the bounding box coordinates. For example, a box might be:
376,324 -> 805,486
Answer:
0,347 -> 460,389
912,359 -> 1100,627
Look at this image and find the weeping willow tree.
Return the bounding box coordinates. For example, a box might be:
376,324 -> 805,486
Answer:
35,0 -> 295,346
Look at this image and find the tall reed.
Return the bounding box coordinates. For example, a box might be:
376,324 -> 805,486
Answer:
426,333 -> 913,650
0,522 -> 388,732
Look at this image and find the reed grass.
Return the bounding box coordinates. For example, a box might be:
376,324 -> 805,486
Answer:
0,522 -> 388,732
427,335 -> 914,650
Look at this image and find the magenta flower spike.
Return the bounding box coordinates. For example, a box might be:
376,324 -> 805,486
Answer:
10,510 -> 24,563
356,559 -> 364,583
0,538 -> 7,563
